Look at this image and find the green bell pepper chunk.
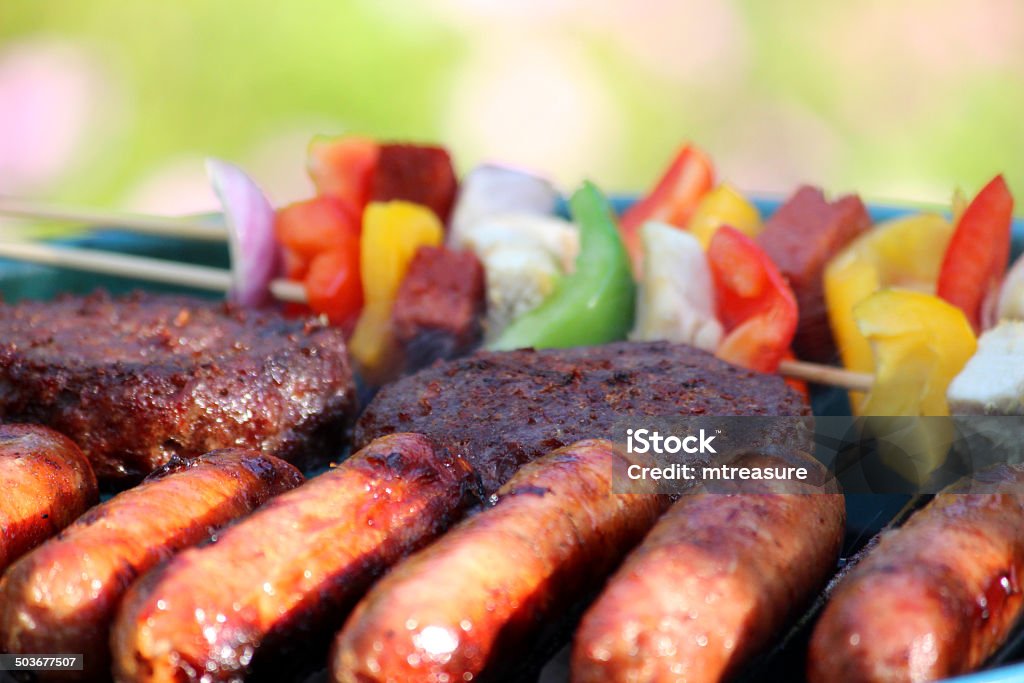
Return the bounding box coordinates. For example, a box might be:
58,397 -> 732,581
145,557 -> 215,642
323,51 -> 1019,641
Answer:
489,181 -> 635,350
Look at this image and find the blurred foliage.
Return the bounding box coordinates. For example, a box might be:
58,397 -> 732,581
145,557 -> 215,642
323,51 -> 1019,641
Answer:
1,0 -> 1022,214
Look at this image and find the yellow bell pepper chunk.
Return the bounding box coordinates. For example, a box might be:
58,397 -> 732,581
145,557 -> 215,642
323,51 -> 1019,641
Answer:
687,184 -> 762,248
852,290 -> 976,485
824,213 -> 952,410
854,290 -> 976,417
349,201 -> 444,377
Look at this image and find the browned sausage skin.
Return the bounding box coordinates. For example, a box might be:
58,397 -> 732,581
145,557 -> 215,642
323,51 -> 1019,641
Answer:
572,453 -> 845,683
0,423 -> 98,572
331,438 -> 669,683
807,464 -> 1024,683
0,448 -> 302,680
111,433 -> 479,683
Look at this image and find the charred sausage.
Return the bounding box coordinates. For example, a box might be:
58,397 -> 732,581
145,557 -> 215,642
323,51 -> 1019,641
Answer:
572,452 -> 845,683
0,423 -> 97,572
807,464 -> 1024,683
0,449 -> 302,680
111,433 -> 479,683
330,439 -> 668,683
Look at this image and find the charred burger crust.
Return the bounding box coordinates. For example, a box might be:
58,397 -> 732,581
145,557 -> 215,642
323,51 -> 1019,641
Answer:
0,291 -> 357,481
355,340 -> 809,493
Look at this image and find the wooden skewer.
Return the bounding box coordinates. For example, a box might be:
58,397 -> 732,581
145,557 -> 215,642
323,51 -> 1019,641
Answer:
0,240 -> 306,303
0,238 -> 874,392
0,198 -> 224,242
776,358 -> 873,393
0,197 -> 878,390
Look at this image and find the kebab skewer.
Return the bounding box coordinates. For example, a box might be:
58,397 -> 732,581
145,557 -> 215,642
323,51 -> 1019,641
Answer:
9,139 -> 1013,401
0,156 -> 876,391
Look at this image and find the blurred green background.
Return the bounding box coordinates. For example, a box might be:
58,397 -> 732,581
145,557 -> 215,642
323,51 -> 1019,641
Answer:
1,0 -> 1022,223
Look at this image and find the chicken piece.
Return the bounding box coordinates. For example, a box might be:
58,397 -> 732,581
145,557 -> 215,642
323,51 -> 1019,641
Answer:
461,213 -> 580,340
629,221 -> 723,351
948,321 -> 1024,415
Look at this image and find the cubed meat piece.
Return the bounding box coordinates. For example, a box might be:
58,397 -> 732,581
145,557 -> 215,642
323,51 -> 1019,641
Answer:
391,245 -> 486,373
371,144 -> 458,223
758,186 -> 871,362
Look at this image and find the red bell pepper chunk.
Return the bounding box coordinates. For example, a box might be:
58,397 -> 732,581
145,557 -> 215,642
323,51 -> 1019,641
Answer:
620,143 -> 714,276
303,232 -> 364,333
274,196 -> 360,262
708,226 -> 798,373
937,174 -> 1014,333
307,136 -> 380,210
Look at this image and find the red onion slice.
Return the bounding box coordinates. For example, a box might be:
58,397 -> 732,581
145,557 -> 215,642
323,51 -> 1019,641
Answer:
206,159 -> 281,307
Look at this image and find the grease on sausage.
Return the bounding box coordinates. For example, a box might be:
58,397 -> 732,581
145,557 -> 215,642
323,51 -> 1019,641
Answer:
807,464 -> 1024,683
0,448 -> 302,680
572,452 -> 845,683
0,423 -> 97,572
111,433 -> 478,683
331,438 -> 668,683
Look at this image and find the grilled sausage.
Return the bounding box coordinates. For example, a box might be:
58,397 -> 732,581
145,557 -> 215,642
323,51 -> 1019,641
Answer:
807,464 -> 1024,683
111,433 -> 479,683
0,449 -> 302,680
331,439 -> 668,683
572,452 -> 845,683
0,423 -> 97,572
